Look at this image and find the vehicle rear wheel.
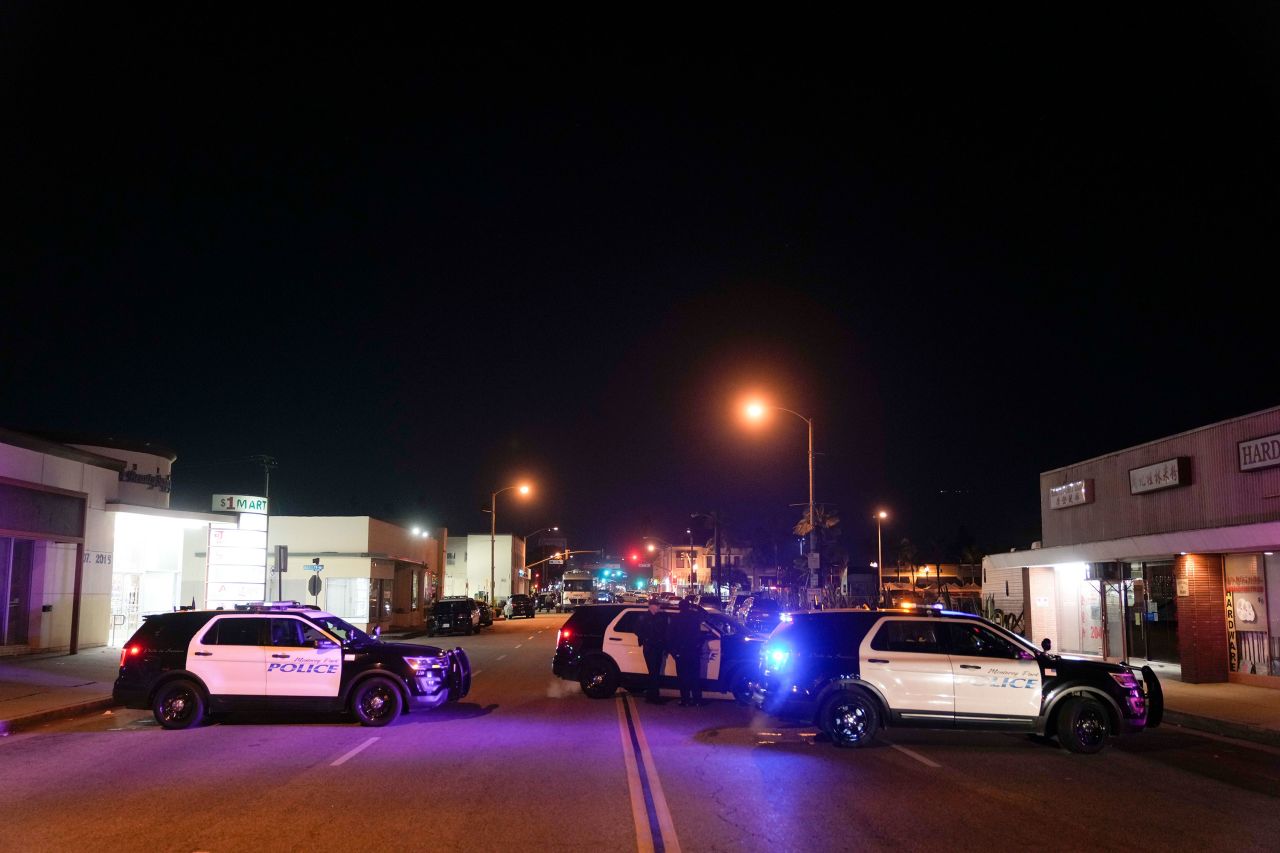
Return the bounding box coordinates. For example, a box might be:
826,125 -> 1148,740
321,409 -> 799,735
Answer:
821,690 -> 879,748
351,676 -> 403,727
152,679 -> 205,730
580,658 -> 620,699
1056,695 -> 1109,754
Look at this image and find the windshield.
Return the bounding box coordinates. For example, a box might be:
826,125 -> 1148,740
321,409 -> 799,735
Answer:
308,614 -> 372,646
564,580 -> 592,592
702,610 -> 737,636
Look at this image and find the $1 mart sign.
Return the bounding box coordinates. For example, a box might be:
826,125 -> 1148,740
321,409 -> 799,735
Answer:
212,494 -> 269,514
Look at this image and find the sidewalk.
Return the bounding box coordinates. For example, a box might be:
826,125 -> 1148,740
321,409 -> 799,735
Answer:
0,647 -> 120,735
2,647 -> 1278,744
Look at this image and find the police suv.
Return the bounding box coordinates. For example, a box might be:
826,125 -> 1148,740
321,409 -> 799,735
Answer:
752,608 -> 1163,753
552,604 -> 763,702
113,602 -> 471,730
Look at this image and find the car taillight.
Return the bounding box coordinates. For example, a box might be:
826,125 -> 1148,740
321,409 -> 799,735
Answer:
119,645 -> 142,666
558,629 -> 570,645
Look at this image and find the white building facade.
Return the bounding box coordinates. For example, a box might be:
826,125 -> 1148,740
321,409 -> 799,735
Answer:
443,534 -> 526,601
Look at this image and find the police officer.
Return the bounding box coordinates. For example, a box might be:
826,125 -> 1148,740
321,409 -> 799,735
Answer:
668,599 -> 706,706
635,599 -> 669,704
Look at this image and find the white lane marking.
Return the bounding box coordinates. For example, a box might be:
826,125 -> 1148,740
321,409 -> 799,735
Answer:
627,696 -> 682,853
617,698 -> 655,853
498,654 -> 507,660
472,670 -> 481,676
515,644 -> 523,649
330,737 -> 379,766
888,742 -> 941,768
528,636 -> 535,640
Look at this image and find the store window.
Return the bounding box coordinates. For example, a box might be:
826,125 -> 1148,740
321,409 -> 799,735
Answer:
1225,553 -> 1277,678
326,577 -> 371,622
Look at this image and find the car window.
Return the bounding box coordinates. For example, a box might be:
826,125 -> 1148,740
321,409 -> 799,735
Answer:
202,617 -> 266,646
944,622 -> 1027,659
614,611 -> 644,633
268,618 -> 307,647
869,620 -> 943,654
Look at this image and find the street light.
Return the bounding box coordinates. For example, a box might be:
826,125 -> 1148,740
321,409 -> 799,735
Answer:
744,399 -> 816,587
487,483 -> 532,606
874,510 -> 888,606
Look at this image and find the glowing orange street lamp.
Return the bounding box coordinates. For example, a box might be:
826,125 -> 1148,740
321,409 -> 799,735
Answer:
489,482 -> 533,605
744,399 -> 816,586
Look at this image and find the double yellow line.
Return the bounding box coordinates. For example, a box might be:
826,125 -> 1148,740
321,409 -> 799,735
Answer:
616,694 -> 682,853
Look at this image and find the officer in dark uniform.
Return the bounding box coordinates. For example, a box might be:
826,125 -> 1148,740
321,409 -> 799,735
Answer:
668,599 -> 706,706
635,599 -> 669,703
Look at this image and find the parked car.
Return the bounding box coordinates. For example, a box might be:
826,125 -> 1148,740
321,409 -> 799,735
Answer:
113,602 -> 471,729
752,608 -> 1163,753
476,600 -> 494,627
504,594 -> 536,619
742,598 -> 784,635
552,603 -> 761,703
428,597 -> 481,636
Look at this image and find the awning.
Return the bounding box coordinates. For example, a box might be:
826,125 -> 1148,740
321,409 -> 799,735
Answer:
985,519 -> 1280,570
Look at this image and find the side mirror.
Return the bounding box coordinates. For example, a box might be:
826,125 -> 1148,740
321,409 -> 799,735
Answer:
1041,638 -> 1052,652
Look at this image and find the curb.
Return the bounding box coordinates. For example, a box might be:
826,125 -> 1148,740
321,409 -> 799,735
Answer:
0,696 -> 118,736
1162,710 -> 1280,749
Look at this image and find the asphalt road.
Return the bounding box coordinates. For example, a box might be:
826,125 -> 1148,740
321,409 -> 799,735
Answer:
3,611 -> 1280,852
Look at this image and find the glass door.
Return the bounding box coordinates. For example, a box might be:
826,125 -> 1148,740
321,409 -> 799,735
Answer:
1103,580 -> 1125,661
1144,562 -> 1179,663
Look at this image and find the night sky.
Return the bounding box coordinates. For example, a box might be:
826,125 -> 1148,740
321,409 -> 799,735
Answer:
4,7 -> 1278,566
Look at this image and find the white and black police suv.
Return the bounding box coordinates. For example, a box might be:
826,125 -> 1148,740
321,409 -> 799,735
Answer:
752,608 -> 1163,753
113,602 -> 471,730
551,603 -> 764,702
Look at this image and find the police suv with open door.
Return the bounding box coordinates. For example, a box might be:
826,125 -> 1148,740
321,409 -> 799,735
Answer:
752,608 -> 1162,753
551,603 -> 763,702
112,602 -> 471,729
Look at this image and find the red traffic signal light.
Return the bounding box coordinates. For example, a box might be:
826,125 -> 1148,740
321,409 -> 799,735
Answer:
629,553 -> 639,562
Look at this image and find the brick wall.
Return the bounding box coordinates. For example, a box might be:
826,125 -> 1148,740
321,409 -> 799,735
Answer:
1176,554 -> 1227,683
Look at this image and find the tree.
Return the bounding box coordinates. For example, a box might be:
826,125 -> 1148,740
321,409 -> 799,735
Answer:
896,538 -> 918,583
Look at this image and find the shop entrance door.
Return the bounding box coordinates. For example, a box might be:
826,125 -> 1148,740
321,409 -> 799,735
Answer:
1,538 -> 35,646
1102,580 -> 1125,661
1143,562 -> 1179,663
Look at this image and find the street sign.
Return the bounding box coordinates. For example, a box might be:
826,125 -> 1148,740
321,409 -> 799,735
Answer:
212,494 -> 269,514
807,552 -> 820,570
303,563 -> 324,572
307,574 -> 322,596
275,544 -> 288,573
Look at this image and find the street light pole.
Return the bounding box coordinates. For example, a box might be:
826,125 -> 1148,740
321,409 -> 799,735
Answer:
488,484 -> 531,607
744,403 -> 816,596
874,510 -> 888,607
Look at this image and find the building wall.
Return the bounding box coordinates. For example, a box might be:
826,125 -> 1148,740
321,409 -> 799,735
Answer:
1177,553 -> 1228,683
453,534 -> 525,602
0,440 -> 120,653
1026,567 -> 1058,650
1041,406 -> 1280,547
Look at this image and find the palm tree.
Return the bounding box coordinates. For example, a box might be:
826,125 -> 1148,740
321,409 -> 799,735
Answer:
896,538 -> 918,584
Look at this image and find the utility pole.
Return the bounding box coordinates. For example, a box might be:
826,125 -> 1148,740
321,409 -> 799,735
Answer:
248,454 -> 278,601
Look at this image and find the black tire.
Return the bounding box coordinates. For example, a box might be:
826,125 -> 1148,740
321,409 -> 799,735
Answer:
1056,696 -> 1110,754
821,690 -> 879,748
579,657 -> 620,699
730,671 -> 754,706
153,679 -> 205,730
351,676 -> 404,727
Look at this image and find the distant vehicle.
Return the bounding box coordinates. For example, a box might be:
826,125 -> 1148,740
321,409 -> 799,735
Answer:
476,600 -> 494,627
504,594 -> 536,619
751,608 -> 1162,753
561,569 -> 594,611
742,598 -> 784,635
698,593 -> 724,610
595,591 -> 613,603
428,597 -> 481,636
113,602 -> 471,729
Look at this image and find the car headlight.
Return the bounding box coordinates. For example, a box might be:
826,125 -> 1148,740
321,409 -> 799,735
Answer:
763,645 -> 789,672
404,655 -> 449,674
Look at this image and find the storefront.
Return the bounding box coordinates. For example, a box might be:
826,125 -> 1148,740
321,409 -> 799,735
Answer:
984,405 -> 1280,686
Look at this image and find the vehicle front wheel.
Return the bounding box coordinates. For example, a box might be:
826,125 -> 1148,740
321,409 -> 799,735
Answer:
730,671 -> 754,706
1056,696 -> 1110,754
152,679 -> 205,730
822,690 -> 879,748
351,677 -> 404,727
580,658 -> 620,699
